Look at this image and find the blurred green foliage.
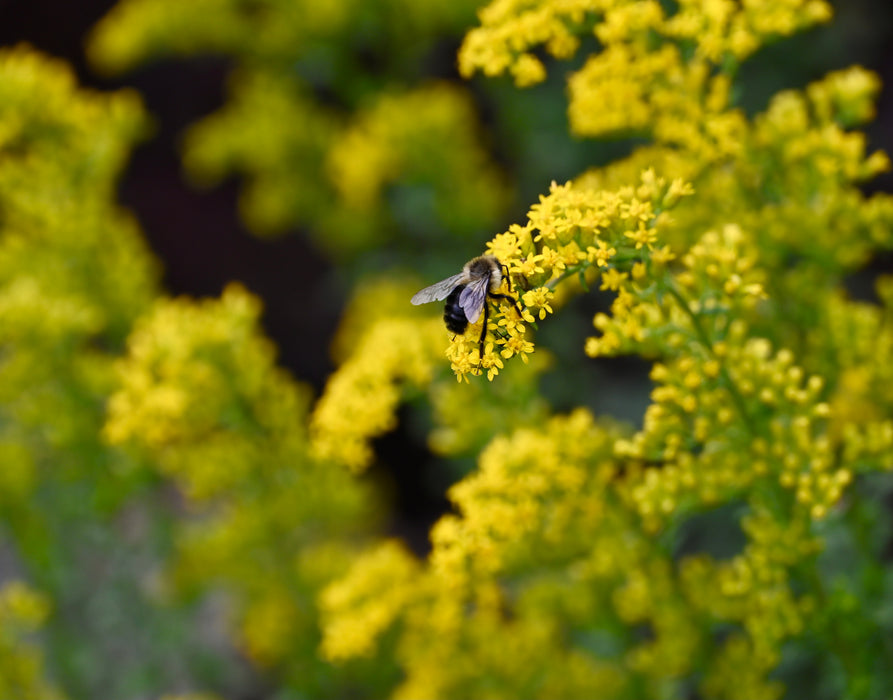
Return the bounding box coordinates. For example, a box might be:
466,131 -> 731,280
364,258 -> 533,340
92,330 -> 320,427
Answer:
89,0 -> 511,272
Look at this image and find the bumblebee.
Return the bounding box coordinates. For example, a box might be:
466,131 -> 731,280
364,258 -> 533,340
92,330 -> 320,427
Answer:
411,255 -> 522,358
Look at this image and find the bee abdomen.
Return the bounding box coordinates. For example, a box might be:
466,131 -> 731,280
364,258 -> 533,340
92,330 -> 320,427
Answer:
443,285 -> 469,334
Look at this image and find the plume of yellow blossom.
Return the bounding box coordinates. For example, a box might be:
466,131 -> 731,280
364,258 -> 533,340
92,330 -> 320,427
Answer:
319,2 -> 893,698
442,172 -> 693,381
104,284 -> 380,691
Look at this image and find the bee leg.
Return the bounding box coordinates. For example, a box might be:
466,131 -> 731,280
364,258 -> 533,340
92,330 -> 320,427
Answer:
500,265 -> 524,311
477,300 -> 489,369
501,264 -> 512,292
490,292 -> 524,320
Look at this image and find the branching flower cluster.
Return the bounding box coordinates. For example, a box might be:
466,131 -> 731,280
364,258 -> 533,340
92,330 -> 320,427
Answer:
313,2 -> 893,699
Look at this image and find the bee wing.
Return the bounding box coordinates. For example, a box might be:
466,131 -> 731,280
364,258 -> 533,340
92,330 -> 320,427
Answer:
458,275 -> 489,324
410,273 -> 466,305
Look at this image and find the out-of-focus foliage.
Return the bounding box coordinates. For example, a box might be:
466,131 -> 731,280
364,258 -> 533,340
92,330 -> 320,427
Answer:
88,0 -> 510,267
0,582 -> 64,700
4,1 -> 893,700
0,47 -> 204,699
104,285 -> 390,695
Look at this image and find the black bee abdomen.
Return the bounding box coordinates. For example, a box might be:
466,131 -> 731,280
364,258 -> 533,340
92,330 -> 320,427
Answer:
443,285 -> 469,334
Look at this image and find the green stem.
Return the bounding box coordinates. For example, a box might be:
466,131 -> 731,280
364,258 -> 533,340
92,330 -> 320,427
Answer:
664,282 -> 756,436
545,262 -> 592,289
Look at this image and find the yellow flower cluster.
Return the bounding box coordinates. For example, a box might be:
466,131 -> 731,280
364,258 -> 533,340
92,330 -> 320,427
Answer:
571,66 -> 893,364
322,411 -> 647,697
681,507 -> 821,700
432,409 -> 625,582
323,407 -> 826,699
574,65 -> 891,237
460,0 -> 831,159
320,359 -> 852,699
663,0 -> 832,62
180,77 -> 511,258
311,316 -> 444,471
89,0 -> 480,73
0,48 -> 158,515
458,0 -> 584,85
814,289 -> 893,480
461,0 -> 831,87
319,540 -> 420,661
0,47 -> 156,342
446,172 -> 694,381
181,70 -> 340,239
565,214 -> 864,529
103,284 -> 377,689
105,285 -> 309,496
680,67 -> 889,264
626,335 -> 843,523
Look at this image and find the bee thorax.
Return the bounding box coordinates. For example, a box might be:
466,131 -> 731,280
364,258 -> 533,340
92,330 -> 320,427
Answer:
464,255 -> 502,292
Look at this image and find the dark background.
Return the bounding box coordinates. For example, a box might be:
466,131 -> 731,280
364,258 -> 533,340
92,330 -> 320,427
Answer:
3,0 -> 893,397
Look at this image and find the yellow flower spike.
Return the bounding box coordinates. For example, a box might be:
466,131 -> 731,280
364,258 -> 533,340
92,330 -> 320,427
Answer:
312,315 -> 444,472
320,540 -> 420,662
431,170 -> 693,379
